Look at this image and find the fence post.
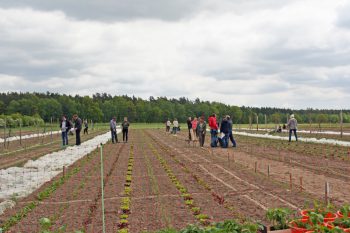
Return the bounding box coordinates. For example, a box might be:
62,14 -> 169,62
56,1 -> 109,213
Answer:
340,110 -> 343,138
325,182 -> 330,205
50,117 -> 53,141
3,117 -> 6,149
100,143 -> 106,233
19,120 -> 22,146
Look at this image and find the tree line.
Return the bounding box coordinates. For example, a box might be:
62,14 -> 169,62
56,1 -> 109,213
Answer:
0,92 -> 349,125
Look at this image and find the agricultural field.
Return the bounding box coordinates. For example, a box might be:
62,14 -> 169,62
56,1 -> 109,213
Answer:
0,126 -> 349,233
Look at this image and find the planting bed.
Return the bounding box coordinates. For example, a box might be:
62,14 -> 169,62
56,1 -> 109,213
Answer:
0,129 -> 349,232
0,129 -> 108,170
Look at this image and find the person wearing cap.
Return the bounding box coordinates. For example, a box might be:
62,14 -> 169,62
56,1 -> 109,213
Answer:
227,115 -> 237,147
287,114 -> 298,142
110,117 -> 118,143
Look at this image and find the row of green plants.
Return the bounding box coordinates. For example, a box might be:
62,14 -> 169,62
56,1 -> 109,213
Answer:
0,114 -> 45,127
36,150 -> 102,233
0,150 -> 96,232
148,142 -> 211,225
148,219 -> 264,233
117,144 -> 135,233
151,132 -> 244,220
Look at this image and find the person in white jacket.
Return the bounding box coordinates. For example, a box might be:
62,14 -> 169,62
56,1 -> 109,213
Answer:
172,119 -> 179,134
287,114 -> 298,142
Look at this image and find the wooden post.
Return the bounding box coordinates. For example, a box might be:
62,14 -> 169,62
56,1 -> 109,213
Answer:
3,117 -> 6,149
265,114 -> 267,132
255,161 -> 257,173
309,113 -> 312,134
325,182 -> 329,205
50,117 -> 53,141
340,110 -> 343,138
289,173 -> 292,190
227,151 -> 230,166
256,114 -> 259,131
300,177 -> 303,192
19,120 -> 22,146
267,165 -> 270,178
249,116 -> 252,130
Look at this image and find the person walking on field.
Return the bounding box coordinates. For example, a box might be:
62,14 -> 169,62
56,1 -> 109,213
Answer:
172,118 -> 179,135
166,119 -> 171,132
220,116 -> 230,148
60,115 -> 71,147
196,117 -> 207,147
227,115 -> 237,147
187,117 -> 192,140
110,117 -> 118,143
83,120 -> 89,135
208,113 -> 218,147
73,114 -> 82,146
192,117 -> 198,138
122,117 -> 130,143
287,114 -> 298,142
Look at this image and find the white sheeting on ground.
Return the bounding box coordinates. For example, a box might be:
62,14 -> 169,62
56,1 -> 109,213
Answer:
0,129 -> 120,215
237,128 -> 350,136
233,131 -> 350,147
0,131 -> 61,143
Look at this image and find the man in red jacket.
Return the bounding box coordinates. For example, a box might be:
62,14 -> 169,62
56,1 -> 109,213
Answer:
208,113 -> 218,147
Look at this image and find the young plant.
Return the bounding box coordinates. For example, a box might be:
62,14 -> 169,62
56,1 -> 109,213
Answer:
266,208 -> 292,230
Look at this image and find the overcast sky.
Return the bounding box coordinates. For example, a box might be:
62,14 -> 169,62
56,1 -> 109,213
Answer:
0,0 -> 349,109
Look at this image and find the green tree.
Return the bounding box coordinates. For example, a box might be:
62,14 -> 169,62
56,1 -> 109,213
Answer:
38,98 -> 63,121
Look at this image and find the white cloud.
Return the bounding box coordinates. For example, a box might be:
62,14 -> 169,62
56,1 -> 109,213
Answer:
0,1 -> 350,109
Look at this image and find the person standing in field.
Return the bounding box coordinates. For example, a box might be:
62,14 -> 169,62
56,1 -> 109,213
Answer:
187,117 -> 192,140
59,115 -> 71,147
220,116 -> 230,148
208,113 -> 218,147
83,120 -> 89,135
166,119 -> 171,132
73,114 -> 82,146
196,117 -> 207,147
227,115 -> 237,147
173,118 -> 179,134
122,117 -> 130,143
191,117 -> 198,138
110,117 -> 118,143
287,114 -> 298,142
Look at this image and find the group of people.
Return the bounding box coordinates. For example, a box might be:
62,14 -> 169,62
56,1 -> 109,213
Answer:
60,114 -> 85,147
60,114 -> 131,147
166,114 -> 237,148
110,117 -> 130,143
166,113 -> 299,148
166,119 -> 179,134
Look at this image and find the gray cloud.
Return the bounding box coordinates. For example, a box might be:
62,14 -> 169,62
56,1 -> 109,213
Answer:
0,1 -> 350,109
0,0 -> 202,21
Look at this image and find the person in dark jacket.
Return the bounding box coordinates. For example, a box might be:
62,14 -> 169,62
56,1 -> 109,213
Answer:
122,117 -> 130,143
83,120 -> 89,135
73,114 -> 82,146
227,115 -> 237,147
187,117 -> 192,140
110,117 -> 118,143
220,116 -> 230,148
59,115 -> 71,146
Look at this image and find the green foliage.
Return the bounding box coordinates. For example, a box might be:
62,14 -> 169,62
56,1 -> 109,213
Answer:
266,208 -> 292,230
0,92 -> 349,123
148,220 -> 262,233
